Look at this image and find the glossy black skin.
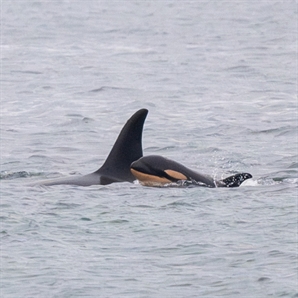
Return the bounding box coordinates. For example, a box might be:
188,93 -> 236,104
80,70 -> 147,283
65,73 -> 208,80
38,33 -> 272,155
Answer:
131,155 -> 252,188
30,109 -> 148,186
95,109 -> 148,184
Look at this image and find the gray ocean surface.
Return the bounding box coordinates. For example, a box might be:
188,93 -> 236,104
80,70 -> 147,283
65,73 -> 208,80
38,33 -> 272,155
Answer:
1,1 -> 297,297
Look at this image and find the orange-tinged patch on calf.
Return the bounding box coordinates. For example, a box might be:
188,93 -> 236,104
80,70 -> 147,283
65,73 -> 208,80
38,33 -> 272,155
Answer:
164,170 -> 187,180
131,168 -> 171,186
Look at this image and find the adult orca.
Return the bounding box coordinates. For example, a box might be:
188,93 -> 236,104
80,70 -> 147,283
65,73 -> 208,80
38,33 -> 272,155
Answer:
131,155 -> 252,188
30,109 -> 148,186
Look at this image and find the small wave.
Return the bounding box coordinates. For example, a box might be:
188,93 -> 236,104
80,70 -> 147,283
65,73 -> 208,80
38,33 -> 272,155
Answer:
0,171 -> 42,180
0,171 -> 30,180
249,125 -> 296,137
283,178 -> 298,185
254,174 -> 298,186
89,86 -> 133,93
288,162 -> 298,169
11,70 -> 43,75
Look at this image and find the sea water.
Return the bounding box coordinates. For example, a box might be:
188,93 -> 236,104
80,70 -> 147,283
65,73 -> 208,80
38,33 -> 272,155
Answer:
1,1 -> 297,297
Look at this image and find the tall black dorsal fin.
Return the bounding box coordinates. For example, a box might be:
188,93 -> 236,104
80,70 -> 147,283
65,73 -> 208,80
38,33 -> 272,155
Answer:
95,109 -> 148,183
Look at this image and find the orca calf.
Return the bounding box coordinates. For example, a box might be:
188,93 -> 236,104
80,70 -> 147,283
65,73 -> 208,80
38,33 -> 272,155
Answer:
30,109 -> 148,186
131,155 -> 252,188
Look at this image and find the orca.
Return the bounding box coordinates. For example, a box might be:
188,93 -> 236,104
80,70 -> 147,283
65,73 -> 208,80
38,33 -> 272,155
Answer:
30,109 -> 148,186
131,155 -> 252,188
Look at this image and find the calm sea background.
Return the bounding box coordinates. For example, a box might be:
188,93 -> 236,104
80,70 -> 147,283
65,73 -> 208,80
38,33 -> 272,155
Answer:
1,1 -> 297,297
